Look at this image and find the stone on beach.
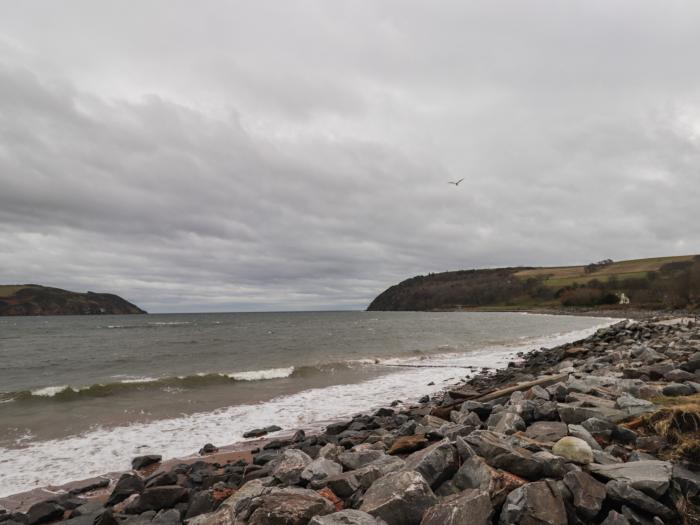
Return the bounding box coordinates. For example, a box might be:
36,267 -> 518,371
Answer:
587,460 -> 673,498
420,489 -> 493,525
309,509 -> 384,525
107,473 -> 145,506
247,488 -> 335,525
272,449 -> 313,486
359,470 -> 437,525
401,439 -> 458,489
552,436 -> 593,464
498,480 -> 567,525
131,455 -> 162,470
562,470 -> 606,519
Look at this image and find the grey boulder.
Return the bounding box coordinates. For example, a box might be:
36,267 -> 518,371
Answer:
272,449 -> 313,485
499,480 -> 567,525
402,439 -> 458,489
588,460 -> 673,497
420,489 -> 493,525
309,510 -> 384,525
360,470 -> 437,525
563,470 -> 606,519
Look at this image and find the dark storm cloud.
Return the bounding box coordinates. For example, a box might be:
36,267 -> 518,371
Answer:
1,1 -> 700,311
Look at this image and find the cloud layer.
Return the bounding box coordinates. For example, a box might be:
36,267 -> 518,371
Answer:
1,1 -> 699,311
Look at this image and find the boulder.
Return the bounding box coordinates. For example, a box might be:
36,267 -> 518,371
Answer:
664,369 -> 695,382
662,383 -> 694,397
338,449 -> 385,471
387,435 -> 428,455
124,486 -> 189,514
452,455 -> 526,506
152,509 -> 181,525
220,479 -> 268,516
606,480 -> 675,520
420,489 -> 493,525
272,449 -> 313,485
360,471 -> 437,525
524,421 -> 568,443
498,480 -> 567,525
567,424 -> 602,450
588,460 -> 672,497
185,490 -> 216,519
309,510 -> 383,525
107,473 -> 145,506
615,394 -> 654,410
319,444 -> 345,462
301,458 -> 343,483
401,439 -> 458,489
486,412 -> 526,435
563,470 -> 606,519
26,502 -> 64,525
466,430 -> 547,479
131,455 -> 162,470
552,436 -> 593,464
247,488 -> 335,525
600,510 -> 631,525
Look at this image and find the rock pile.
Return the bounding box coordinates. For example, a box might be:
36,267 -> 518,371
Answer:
4,317 -> 700,525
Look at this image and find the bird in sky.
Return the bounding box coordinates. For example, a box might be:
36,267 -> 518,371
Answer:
448,178 -> 464,186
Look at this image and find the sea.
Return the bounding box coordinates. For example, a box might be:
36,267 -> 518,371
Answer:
0,311 -> 616,497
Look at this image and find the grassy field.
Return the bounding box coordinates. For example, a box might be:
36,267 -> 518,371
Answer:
514,255 -> 695,289
0,285 -> 32,298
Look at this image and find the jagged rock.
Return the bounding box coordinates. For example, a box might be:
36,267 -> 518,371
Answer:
309,509 -> 383,525
199,443 -> 218,455
563,471 -> 606,519
671,464 -> 700,501
401,439 -> 458,489
600,510 -> 631,524
487,412 -> 526,435
606,480 -> 675,520
301,458 -> 343,483
567,424 -> 602,450
664,369 -> 695,382
420,489 -> 493,525
322,472 -> 363,498
581,417 -> 615,444
219,479 -> 268,517
247,488 -> 335,525
466,430 -> 546,480
152,509 -> 181,525
454,436 -> 476,461
450,410 -> 482,427
615,395 -> 653,410
124,486 -> 189,514
552,436 -> 593,464
558,403 -> 627,425
498,480 -> 567,525
185,490 -> 216,519
131,455 -> 162,470
145,470 -> 178,488
360,471 -> 437,525
662,383 -> 694,396
681,352 -> 700,372
588,460 -> 672,497
319,443 -> 345,462
525,421 -> 568,442
338,449 -> 386,470
387,435 -> 428,455
26,502 -> 64,525
460,401 -> 492,419
272,449 -> 313,485
107,473 -> 145,506
452,455 -> 525,506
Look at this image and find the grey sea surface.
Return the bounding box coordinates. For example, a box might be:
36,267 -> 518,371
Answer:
0,311 -> 614,497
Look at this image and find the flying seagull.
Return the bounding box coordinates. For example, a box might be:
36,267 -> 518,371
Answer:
448,178 -> 464,186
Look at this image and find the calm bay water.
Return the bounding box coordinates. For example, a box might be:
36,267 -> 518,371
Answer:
0,311 -> 614,496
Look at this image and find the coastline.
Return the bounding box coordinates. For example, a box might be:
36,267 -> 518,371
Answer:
3,314 -> 700,525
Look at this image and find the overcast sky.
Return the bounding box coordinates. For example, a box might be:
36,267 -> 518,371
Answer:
1,1 -> 699,312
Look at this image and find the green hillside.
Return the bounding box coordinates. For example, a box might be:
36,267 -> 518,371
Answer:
0,284 -> 146,316
367,255 -> 700,311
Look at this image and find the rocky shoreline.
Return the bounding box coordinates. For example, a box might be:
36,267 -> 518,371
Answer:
3,316 -> 700,525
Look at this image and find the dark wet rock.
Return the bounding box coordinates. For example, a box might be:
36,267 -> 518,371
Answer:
131,455 -> 162,470
418,395 -> 430,403
243,428 -> 268,438
460,401 -> 492,419
124,486 -> 189,514
606,480 -> 675,520
272,449 -> 313,485
621,505 -> 656,525
563,470 -> 606,519
301,458 -> 343,483
420,489 -> 493,525
71,501 -> 104,517
402,439 -> 458,489
264,438 -> 294,450
498,480 -> 567,525
247,488 -> 335,525
588,460 -> 673,497
600,510 -> 631,525
198,443 -> 218,455
309,509 -> 382,525
26,502 -> 64,525
151,509 -> 181,525
67,478 -> 111,496
387,434 -> 428,455
671,463 -> 700,501
253,449 -> 281,466
292,429 -> 306,442
107,473 -> 145,506
662,382 -> 694,396
360,470 -> 437,525
145,471 -> 179,488
524,421 -> 568,443
93,511 -> 119,525
185,490 -> 216,519
664,368 -> 695,382
681,352 -> 700,372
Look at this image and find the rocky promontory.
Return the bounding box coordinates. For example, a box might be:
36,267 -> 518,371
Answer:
0,285 -> 146,316
3,317 -> 700,524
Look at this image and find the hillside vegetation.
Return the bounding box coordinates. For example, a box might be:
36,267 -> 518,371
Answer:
367,254 -> 700,311
0,284 -> 146,316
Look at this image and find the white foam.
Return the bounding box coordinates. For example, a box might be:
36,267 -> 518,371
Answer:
227,367 -> 295,381
0,319 -> 616,497
118,377 -> 159,384
29,386 -> 69,397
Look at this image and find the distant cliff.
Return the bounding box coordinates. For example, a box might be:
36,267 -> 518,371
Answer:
367,254 -> 700,311
0,285 -> 146,316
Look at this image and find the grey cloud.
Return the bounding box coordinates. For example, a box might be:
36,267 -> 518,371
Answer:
1,2 -> 700,311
